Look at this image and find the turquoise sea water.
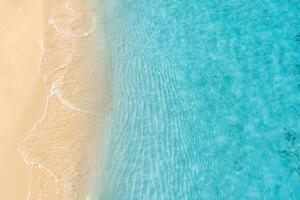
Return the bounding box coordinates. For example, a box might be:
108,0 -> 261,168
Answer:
94,0 -> 300,199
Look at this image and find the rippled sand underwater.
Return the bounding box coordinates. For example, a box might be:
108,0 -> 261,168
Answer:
95,0 -> 300,199
13,0 -> 300,199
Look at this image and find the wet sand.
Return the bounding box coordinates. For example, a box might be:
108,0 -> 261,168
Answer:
0,0 -> 108,199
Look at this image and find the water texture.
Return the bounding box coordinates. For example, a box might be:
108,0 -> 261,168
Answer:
95,0 -> 300,199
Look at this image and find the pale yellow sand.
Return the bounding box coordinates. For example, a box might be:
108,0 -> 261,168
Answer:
0,0 -> 108,199
0,1 -> 45,199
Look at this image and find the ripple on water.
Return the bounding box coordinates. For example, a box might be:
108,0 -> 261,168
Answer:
97,0 -> 300,199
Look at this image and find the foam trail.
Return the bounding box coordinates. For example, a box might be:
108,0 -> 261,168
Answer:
17,1 -> 104,199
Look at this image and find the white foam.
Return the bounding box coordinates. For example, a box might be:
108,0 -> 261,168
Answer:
49,1 -> 95,38
18,1 -> 98,199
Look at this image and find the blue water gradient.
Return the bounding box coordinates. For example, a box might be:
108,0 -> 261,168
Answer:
94,0 -> 300,199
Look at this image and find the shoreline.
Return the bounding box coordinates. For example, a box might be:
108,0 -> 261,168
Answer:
17,0 -> 109,199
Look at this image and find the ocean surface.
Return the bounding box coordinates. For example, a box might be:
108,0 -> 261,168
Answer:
93,0 -> 300,199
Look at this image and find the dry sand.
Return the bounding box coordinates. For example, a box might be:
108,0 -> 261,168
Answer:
0,0 -> 45,199
0,0 -> 108,199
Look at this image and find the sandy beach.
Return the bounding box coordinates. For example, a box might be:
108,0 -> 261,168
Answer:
0,1 -> 45,199
0,0 -> 108,199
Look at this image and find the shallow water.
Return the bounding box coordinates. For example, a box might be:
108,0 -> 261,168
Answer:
94,0 -> 300,199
